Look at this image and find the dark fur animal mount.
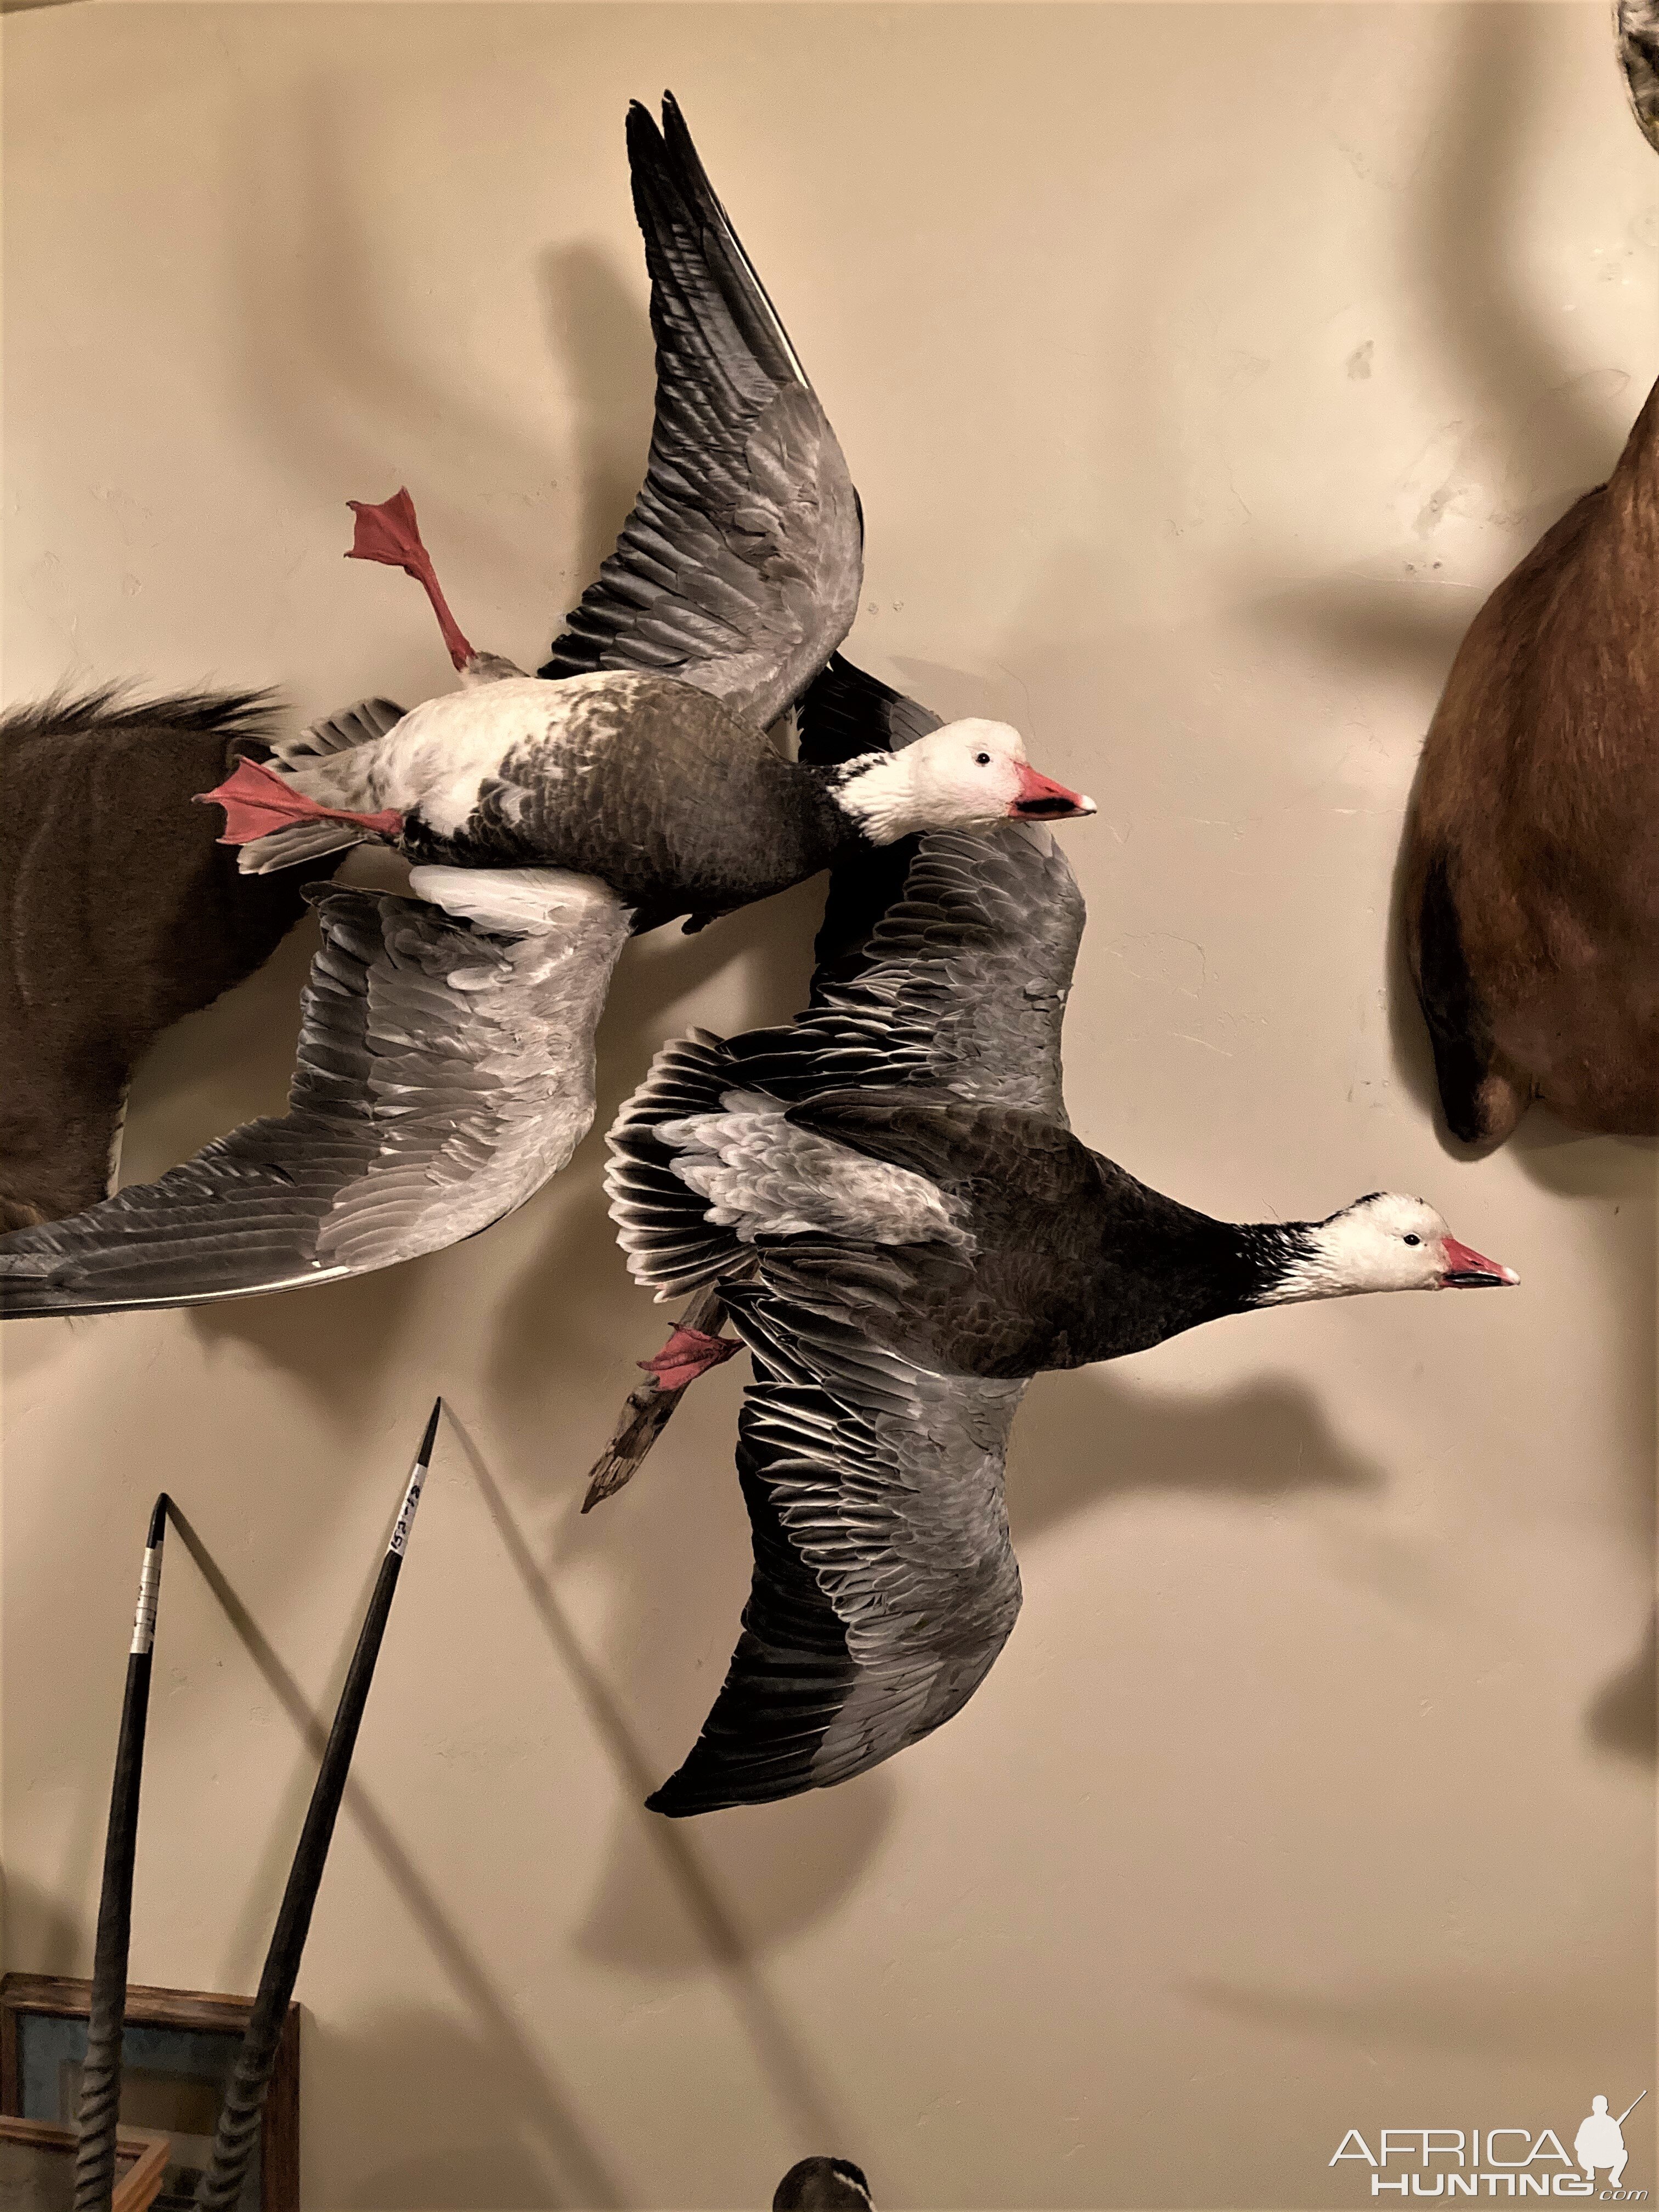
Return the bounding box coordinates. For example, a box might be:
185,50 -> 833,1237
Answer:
607,663 -> 1519,1816
1401,377 -> 1659,1143
1400,12 -> 1659,1144
0,687 -> 336,1230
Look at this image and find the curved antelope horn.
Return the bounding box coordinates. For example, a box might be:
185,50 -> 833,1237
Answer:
72,1496 -> 170,2212
193,1400 -> 443,2211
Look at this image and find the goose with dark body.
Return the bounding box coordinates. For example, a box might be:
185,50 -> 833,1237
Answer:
606,661 -> 1519,1817
0,98 -> 1083,1322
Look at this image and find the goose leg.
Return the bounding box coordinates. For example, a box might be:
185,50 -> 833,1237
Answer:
582,1285 -> 735,1512
637,1322 -> 740,1391
346,487 -> 476,672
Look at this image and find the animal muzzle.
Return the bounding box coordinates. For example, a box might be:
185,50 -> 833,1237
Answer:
1010,764 -> 1097,819
1438,1234 -> 1520,1288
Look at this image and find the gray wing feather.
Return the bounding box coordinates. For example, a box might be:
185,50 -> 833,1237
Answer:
538,97 -> 861,731
272,695 -> 407,766
794,652 -> 944,769
648,1294 -> 1025,1815
727,822 -> 1085,1125
0,881 -> 629,1314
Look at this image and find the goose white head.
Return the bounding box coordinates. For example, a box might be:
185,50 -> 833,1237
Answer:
834,720 -> 1097,845
1261,1192 -> 1520,1304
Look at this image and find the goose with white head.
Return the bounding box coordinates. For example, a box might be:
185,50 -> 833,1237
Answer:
604,658 -> 1519,1816
200,94 -> 1091,935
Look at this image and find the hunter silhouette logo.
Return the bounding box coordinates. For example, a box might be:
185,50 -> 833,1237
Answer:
1576,2100 -> 1646,2193
1331,2095 -> 1647,2200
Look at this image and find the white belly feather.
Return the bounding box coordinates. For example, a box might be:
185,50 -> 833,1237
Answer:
285,672 -> 656,837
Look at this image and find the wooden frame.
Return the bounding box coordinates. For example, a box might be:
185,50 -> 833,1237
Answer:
0,2113 -> 172,2212
0,1975 -> 298,2211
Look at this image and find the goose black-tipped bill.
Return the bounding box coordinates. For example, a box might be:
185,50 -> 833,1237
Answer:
1010,763 -> 1096,820
1439,1235 -> 1519,1288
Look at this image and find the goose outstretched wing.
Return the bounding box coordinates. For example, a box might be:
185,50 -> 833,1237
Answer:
648,1291 -> 1025,1815
538,96 -> 862,732
0,872 -> 628,1316
724,815 -> 1085,1126
723,653 -> 1086,1116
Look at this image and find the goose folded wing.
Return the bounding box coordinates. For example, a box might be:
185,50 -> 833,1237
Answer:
724,817 -> 1085,1124
539,95 -> 862,732
0,877 -> 627,1316
648,1294 -> 1026,1815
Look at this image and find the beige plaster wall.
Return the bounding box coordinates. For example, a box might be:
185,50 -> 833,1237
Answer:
2,5 -> 1654,2208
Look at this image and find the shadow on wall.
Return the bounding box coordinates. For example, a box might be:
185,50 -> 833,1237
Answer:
537,242 -> 659,618
0,1871 -> 84,1981
225,75 -> 563,633
1005,1362 -> 1381,1550
1186,1961 -> 1659,2074
1587,1607 -> 1658,1764
304,2004 -> 569,2211
223,72 -> 658,672
445,1411 -> 858,2155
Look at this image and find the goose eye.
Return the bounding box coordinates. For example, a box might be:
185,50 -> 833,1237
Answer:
974,752 -> 991,766
1402,1234 -> 1421,1246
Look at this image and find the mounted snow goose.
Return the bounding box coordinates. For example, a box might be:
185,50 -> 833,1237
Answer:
605,661 -> 1520,1815
1399,2 -> 1659,1143
0,99 -> 1088,1321
203,98 -> 1092,933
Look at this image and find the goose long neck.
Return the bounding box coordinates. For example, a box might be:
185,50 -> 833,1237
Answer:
1152,1216 -> 1324,1334
1227,1220 -> 1329,1308
1070,1182 -> 1326,1362
812,751 -> 921,848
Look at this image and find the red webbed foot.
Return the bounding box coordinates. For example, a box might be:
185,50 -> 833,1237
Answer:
194,757 -> 403,845
346,488 -> 476,673
637,1323 -> 740,1393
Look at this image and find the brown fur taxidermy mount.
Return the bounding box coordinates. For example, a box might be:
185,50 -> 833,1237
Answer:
0,686 -> 342,1228
1399,3 -> 1659,1144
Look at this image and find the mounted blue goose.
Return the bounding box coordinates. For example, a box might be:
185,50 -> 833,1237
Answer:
605,661 -> 1520,1816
